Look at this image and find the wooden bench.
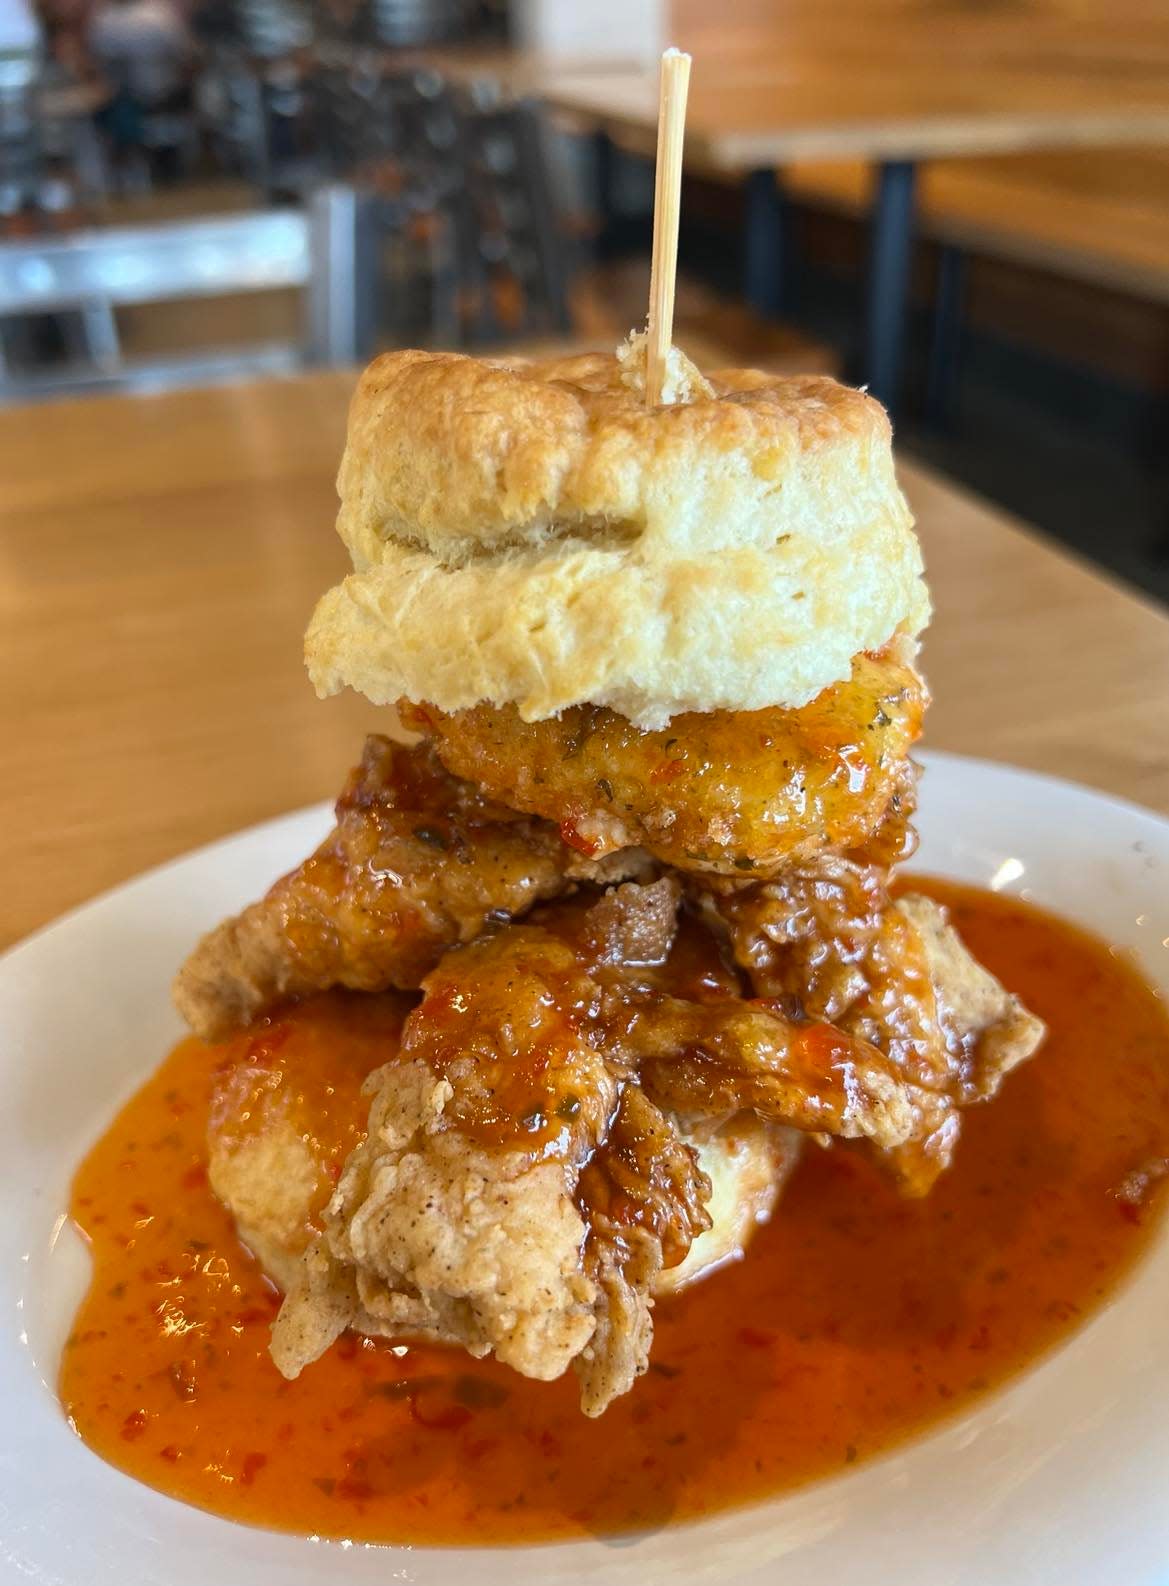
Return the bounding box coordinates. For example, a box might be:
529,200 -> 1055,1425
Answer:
782,151 -> 1169,307
777,148 -> 1169,416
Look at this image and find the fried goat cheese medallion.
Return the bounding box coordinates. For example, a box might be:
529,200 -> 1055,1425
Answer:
400,645 -> 927,877
208,883 -> 809,1417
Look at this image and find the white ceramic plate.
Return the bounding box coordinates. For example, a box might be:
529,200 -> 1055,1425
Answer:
3,750 -> 1168,1586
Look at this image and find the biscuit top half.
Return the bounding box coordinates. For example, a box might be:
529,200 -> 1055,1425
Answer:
305,343 -> 930,729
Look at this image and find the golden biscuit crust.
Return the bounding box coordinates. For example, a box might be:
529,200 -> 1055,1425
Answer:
306,348 -> 930,728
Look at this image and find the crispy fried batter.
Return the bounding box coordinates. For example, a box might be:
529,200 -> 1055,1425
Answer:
691,853 -> 892,1024
701,866 -> 1045,1194
272,1058 -> 600,1384
209,979 -> 798,1405
574,1084 -> 712,1413
400,648 -> 926,876
897,895 -> 1046,1100
270,886 -> 691,1414
617,994 -> 936,1150
256,881 -> 972,1412
192,715 -> 1044,1414
175,735 -> 650,1042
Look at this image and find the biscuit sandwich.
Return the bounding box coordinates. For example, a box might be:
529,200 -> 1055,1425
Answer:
175,340 -> 1042,1415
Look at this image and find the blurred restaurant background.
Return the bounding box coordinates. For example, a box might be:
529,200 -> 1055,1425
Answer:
2,0 -> 1167,602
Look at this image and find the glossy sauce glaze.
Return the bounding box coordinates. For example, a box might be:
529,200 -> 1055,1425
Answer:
400,647 -> 926,872
60,881 -> 1169,1544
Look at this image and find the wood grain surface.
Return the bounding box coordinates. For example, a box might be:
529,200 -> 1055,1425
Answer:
541,60 -> 1169,169
3,370 -> 1168,949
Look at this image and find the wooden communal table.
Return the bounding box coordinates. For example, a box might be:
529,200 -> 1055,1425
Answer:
535,60 -> 1169,410
3,370 -> 1169,951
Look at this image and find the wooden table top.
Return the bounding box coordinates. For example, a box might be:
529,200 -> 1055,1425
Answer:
400,46 -> 650,96
539,60 -> 1169,168
3,370 -> 1168,950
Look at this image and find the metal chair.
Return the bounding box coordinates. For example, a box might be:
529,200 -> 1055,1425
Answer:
367,0 -> 464,47
309,60 -> 464,343
231,0 -> 315,59
457,94 -> 570,342
196,48 -> 271,187
0,54 -> 42,218
309,59 -> 569,347
0,184 -> 368,401
198,45 -> 325,199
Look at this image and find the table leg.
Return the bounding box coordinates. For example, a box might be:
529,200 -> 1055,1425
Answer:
744,166 -> 786,318
924,242 -> 967,429
864,158 -> 917,414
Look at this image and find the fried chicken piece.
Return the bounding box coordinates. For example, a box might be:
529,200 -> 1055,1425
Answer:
175,734 -> 650,1042
400,647 -> 927,876
269,888 -> 685,1413
694,852 -> 896,1025
208,986 -> 798,1369
268,914 -> 623,1386
702,864 -> 1045,1194
260,881 -> 954,1412
272,1055 -> 602,1384
574,1084 -> 712,1413
897,893 -> 1047,1100
861,894 -> 1044,1194
619,995 -> 937,1150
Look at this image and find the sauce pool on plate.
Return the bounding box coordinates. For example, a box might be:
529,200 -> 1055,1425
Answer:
59,880 -> 1169,1544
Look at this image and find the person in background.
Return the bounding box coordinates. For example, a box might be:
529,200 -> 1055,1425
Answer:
87,0 -> 190,103
87,0 -> 193,179
36,0 -> 88,79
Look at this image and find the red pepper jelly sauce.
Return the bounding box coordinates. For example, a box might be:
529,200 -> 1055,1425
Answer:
59,881 -> 1169,1545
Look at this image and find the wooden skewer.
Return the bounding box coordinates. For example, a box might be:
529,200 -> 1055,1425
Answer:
645,46 -> 691,409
